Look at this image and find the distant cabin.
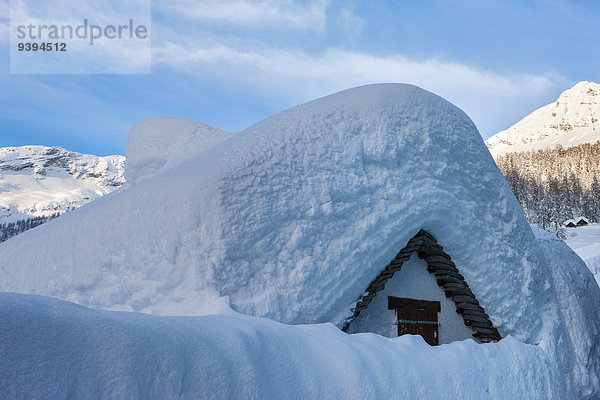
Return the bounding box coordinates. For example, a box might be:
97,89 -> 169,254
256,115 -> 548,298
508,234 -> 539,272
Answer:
577,218 -> 589,227
343,230 -> 501,345
564,217 -> 589,228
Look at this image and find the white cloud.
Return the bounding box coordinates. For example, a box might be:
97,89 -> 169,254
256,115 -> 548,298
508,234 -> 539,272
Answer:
336,3 -> 365,37
152,43 -> 569,136
159,0 -> 329,31
152,44 -> 562,100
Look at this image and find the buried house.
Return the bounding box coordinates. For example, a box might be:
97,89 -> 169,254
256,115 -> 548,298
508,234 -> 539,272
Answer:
0,84 -> 598,397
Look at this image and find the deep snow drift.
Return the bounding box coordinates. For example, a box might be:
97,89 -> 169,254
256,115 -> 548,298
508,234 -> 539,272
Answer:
0,85 -> 555,329
0,84 -> 598,397
125,118 -> 230,185
0,293 -> 568,399
532,227 -> 600,397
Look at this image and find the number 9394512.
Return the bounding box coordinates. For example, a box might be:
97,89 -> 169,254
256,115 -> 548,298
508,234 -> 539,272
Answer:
17,42 -> 66,51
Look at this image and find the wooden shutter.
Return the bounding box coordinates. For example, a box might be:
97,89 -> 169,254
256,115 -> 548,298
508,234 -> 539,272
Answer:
389,297 -> 440,346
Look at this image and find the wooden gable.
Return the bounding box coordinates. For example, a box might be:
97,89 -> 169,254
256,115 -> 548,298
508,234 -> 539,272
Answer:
342,230 -> 501,343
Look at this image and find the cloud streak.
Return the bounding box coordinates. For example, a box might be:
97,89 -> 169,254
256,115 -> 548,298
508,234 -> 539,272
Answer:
152,43 -> 568,136
159,0 -> 330,32
154,44 -> 552,94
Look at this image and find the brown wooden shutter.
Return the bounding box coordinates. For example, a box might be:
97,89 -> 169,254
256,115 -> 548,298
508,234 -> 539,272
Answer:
389,297 -> 440,346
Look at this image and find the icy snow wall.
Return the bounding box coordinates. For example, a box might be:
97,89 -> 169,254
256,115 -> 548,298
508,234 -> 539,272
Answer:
0,84 -> 598,397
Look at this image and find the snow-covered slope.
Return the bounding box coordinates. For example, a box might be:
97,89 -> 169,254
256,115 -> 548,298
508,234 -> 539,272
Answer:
532,227 -> 600,397
0,146 -> 125,223
0,84 -> 598,397
486,81 -> 600,157
0,292 -> 568,399
565,223 -> 600,286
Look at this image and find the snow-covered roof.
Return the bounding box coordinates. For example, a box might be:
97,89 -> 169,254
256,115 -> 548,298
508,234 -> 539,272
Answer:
0,84 -> 598,396
0,85 -> 598,394
0,84 -> 567,329
563,217 -> 589,226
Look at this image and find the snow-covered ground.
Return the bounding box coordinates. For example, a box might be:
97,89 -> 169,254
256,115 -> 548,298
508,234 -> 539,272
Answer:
565,223 -> 600,285
0,292 -> 568,399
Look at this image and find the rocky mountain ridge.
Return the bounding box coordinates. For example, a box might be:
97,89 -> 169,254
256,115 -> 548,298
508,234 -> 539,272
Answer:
0,145 -> 125,224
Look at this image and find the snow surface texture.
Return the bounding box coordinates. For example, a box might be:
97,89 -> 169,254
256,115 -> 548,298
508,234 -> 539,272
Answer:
532,227 -> 600,398
486,81 -> 600,157
125,118 -> 231,185
565,223 -> 600,286
0,293 -> 569,399
0,84 -> 598,397
0,146 -> 125,223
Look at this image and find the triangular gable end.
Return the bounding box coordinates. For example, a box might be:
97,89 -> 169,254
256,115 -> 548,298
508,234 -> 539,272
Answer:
576,217 -> 589,226
342,230 -> 501,343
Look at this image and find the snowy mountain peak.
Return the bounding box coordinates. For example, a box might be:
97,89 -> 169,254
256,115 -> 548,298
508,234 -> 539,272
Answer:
0,145 -> 125,223
563,80 -> 600,97
485,81 -> 600,157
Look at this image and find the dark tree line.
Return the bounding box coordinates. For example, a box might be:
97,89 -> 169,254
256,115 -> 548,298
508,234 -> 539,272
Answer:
495,141 -> 600,238
0,213 -> 60,243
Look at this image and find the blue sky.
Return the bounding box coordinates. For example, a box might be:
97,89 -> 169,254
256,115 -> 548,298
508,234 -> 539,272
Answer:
1,0 -> 600,156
